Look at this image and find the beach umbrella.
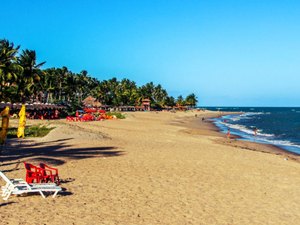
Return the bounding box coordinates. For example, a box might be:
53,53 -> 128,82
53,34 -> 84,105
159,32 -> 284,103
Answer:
0,106 -> 10,145
92,101 -> 102,108
82,96 -> 96,107
17,104 -> 26,139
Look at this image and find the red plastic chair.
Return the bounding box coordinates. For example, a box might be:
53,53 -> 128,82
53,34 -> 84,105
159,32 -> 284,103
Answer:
39,163 -> 60,185
66,116 -> 75,122
23,162 -> 45,183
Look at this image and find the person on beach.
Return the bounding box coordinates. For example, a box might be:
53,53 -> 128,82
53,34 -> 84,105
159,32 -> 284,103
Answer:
226,128 -> 230,139
253,127 -> 257,136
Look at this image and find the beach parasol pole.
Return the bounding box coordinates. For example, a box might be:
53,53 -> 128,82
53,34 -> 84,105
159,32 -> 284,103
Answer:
17,104 -> 26,140
0,106 -> 10,154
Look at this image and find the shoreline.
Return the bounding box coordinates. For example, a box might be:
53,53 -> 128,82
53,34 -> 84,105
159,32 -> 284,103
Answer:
178,111 -> 300,162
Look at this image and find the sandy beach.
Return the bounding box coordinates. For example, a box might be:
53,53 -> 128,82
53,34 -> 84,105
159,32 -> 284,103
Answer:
1,111 -> 300,225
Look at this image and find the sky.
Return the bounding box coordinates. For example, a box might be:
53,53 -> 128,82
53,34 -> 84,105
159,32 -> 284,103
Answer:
1,0 -> 300,106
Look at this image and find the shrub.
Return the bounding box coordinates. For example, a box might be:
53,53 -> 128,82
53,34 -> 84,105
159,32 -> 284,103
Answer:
7,125 -> 55,138
106,112 -> 126,119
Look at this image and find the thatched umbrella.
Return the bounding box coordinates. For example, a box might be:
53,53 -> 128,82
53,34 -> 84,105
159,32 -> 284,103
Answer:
82,96 -> 96,107
92,101 -> 102,108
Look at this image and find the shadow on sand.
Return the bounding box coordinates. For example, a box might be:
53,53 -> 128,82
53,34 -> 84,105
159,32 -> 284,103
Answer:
0,138 -> 119,201
0,138 -> 124,168
0,201 -> 16,207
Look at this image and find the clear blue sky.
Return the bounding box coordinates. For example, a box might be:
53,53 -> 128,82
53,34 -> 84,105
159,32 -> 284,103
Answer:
1,0 -> 300,106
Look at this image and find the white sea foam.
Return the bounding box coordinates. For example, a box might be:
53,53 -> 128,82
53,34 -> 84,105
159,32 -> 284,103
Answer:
244,112 -> 264,116
271,140 -> 298,147
215,110 -> 300,154
258,132 -> 274,137
216,122 -> 300,153
230,117 -> 241,122
226,124 -> 254,135
216,119 -> 275,138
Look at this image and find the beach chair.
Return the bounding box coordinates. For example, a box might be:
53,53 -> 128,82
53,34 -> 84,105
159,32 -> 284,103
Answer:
24,162 -> 47,183
0,171 -> 61,200
39,163 -> 60,185
66,116 -> 75,122
1,176 -> 26,195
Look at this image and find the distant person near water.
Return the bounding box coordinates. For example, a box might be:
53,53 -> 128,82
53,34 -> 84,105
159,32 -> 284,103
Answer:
253,127 -> 258,136
226,128 -> 230,139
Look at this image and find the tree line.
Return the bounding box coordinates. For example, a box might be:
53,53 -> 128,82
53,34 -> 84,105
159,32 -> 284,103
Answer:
0,39 -> 198,110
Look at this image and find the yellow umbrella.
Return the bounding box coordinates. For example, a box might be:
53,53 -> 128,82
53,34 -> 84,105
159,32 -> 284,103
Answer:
0,106 -> 10,145
17,104 -> 26,138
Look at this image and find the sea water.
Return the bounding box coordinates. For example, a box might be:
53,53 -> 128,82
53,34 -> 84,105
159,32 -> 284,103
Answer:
204,107 -> 300,155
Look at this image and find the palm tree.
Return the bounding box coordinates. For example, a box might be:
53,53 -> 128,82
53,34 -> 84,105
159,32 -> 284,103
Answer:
0,39 -> 23,102
185,93 -> 198,108
153,84 -> 168,107
176,95 -> 185,107
165,96 -> 176,107
55,66 -> 69,102
17,49 -> 45,102
40,68 -> 57,103
115,78 -> 138,106
65,71 -> 79,102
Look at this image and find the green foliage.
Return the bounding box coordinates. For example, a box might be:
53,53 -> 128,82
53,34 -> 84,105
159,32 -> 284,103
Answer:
7,125 -> 55,138
176,95 -> 185,106
0,38 -> 198,109
185,93 -> 198,107
106,112 -> 126,119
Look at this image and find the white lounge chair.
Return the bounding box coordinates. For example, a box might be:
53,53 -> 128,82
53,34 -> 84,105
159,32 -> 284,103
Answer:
0,171 -> 61,200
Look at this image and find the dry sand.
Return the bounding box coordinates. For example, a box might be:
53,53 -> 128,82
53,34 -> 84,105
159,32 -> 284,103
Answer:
0,111 -> 300,225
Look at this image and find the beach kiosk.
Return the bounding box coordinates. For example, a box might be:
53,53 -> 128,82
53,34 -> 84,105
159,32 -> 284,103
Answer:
142,99 -> 151,111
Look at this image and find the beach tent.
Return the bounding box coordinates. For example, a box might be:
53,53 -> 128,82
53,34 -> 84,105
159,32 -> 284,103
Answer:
17,104 -> 26,138
0,106 -> 10,145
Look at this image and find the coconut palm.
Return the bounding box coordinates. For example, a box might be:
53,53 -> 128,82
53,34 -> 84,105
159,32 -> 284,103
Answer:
0,38 -> 198,112
185,93 -> 198,108
115,78 -> 138,106
176,95 -> 185,107
165,96 -> 176,107
40,68 -> 57,103
153,84 -> 168,107
17,49 -> 45,102
0,39 -> 23,102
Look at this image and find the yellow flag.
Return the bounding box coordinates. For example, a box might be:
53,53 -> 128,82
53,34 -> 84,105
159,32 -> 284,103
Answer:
0,106 -> 10,145
17,104 -> 26,138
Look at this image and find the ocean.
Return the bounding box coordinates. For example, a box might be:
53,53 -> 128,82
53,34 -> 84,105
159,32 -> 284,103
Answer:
204,107 -> 300,155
